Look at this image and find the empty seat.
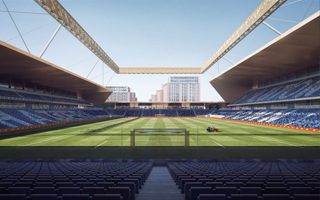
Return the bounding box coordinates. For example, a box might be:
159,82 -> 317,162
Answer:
107,187 -> 131,200
230,194 -> 259,200
0,194 -> 27,200
62,194 -> 90,200
214,186 -> 238,195
293,194 -> 320,200
14,182 -> 33,187
32,187 -> 56,194
29,194 -> 58,200
92,194 -> 123,200
117,182 -> 137,193
262,194 -> 291,200
187,187 -> 213,200
58,187 -> 81,194
197,194 -> 227,200
263,187 -> 289,194
205,182 -> 224,188
82,186 -> 105,194
239,187 -> 261,194
289,187 -> 313,194
184,182 -> 203,193
56,182 -> 74,187
7,187 -> 30,194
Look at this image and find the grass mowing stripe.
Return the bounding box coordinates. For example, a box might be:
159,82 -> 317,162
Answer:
1,117 -> 319,147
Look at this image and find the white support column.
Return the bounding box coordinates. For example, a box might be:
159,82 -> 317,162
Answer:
102,62 -> 105,86
262,21 -> 282,35
86,60 -> 99,78
2,0 -> 31,53
39,24 -> 62,58
223,56 -> 234,65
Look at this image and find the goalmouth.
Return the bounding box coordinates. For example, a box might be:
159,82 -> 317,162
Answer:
130,128 -> 190,147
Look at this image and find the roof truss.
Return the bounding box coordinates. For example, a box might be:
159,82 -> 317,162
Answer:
34,0 -> 286,74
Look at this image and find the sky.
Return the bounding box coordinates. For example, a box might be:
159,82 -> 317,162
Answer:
1,0 -> 319,101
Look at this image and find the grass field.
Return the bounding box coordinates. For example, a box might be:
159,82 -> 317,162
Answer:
0,117 -> 319,147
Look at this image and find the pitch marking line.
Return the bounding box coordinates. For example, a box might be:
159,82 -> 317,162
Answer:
94,137 -> 112,148
209,137 -> 226,149
274,140 -> 304,148
257,136 -> 303,148
20,136 -> 66,147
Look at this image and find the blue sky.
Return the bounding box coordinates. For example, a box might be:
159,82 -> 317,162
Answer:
1,0 -> 319,101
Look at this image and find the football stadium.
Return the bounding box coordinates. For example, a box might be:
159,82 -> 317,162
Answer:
0,0 -> 319,200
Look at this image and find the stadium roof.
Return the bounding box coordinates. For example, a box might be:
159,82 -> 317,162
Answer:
210,11 -> 320,103
35,0 -> 285,74
0,41 -> 111,104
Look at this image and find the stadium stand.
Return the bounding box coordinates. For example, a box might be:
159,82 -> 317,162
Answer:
0,88 -> 88,105
168,160 -> 320,200
211,109 -> 320,129
0,161 -> 152,200
0,41 -> 113,132
233,75 -> 320,105
0,108 -> 109,129
208,13 -> 320,131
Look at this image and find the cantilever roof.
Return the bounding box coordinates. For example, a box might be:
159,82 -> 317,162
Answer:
0,41 -> 111,104
210,12 -> 320,103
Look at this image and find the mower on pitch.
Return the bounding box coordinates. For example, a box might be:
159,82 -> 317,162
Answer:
206,126 -> 219,132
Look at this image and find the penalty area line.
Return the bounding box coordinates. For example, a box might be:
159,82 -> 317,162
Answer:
19,136 -> 65,147
209,137 -> 226,149
94,138 -> 111,149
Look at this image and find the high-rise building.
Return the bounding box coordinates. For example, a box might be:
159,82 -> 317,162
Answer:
106,86 -> 137,102
150,76 -> 200,102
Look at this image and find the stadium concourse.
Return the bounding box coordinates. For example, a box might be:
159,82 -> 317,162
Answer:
0,1 -> 320,200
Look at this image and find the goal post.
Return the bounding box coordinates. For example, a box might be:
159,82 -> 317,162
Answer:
130,128 -> 190,147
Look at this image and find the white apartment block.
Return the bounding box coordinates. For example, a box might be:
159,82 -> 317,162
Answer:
106,86 -> 137,102
150,76 -> 200,102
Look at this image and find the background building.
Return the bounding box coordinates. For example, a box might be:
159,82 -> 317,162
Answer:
150,76 -> 200,102
106,86 -> 137,102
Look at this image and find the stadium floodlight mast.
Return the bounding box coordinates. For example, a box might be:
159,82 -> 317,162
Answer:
34,0 -> 286,74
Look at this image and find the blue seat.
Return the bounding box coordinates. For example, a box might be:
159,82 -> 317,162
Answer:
262,194 -> 291,200
239,187 -> 261,194
293,194 -> 320,200
214,187 -> 238,195
92,194 -> 123,200
230,194 -> 259,200
107,187 -> 131,200
62,194 -> 90,200
58,187 -> 81,194
187,187 -> 213,200
7,187 -> 30,194
29,194 -> 58,200
82,186 -> 105,194
197,194 -> 227,200
0,194 -> 27,200
32,187 -> 56,194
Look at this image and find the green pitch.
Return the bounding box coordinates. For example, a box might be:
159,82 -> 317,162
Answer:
0,117 -> 319,147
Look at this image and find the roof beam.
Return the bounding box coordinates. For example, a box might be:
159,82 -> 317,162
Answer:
201,0 -> 286,73
119,67 -> 202,74
34,0 -> 119,73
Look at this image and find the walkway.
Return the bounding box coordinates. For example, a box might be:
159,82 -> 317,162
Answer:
136,166 -> 184,200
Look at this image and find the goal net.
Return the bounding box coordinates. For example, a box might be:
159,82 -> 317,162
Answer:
130,128 -> 190,147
